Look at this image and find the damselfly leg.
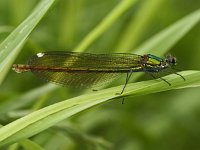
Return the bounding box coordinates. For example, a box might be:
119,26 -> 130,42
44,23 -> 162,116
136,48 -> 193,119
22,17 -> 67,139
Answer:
150,73 -> 171,86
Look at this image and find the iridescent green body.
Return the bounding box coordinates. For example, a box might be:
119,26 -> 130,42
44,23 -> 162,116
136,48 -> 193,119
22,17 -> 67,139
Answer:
147,54 -> 163,65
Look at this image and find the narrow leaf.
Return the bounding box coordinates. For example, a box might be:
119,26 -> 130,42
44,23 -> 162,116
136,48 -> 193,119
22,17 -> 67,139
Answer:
0,0 -> 56,84
74,0 -> 138,52
134,9 -> 200,55
0,70 -> 200,146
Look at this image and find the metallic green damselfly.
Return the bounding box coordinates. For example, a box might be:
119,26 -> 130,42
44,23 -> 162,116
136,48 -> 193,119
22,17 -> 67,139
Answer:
12,51 -> 185,94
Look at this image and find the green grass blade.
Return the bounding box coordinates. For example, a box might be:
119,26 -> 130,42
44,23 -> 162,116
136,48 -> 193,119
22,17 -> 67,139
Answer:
0,84 -> 57,115
74,0 -> 138,52
0,70 -> 200,146
57,1 -> 85,49
55,123 -> 112,149
0,0 -> 56,85
115,0 -> 164,52
134,9 -> 200,55
19,139 -> 44,150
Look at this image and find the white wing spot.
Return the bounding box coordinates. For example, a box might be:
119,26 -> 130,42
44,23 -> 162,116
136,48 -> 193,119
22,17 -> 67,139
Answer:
37,53 -> 44,57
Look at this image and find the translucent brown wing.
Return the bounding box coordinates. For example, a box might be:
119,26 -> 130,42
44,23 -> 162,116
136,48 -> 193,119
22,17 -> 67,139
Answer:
28,51 -> 142,87
31,71 -> 123,88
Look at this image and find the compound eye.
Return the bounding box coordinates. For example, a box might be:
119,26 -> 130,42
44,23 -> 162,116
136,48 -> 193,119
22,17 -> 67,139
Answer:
166,55 -> 177,65
171,57 -> 176,64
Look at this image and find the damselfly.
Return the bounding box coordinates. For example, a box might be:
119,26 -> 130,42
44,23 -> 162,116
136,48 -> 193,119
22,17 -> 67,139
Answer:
12,51 -> 185,94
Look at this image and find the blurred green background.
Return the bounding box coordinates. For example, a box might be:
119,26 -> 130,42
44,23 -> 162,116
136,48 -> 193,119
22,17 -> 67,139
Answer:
0,0 -> 200,149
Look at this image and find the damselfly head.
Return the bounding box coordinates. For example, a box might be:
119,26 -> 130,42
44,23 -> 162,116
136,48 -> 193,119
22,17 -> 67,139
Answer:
165,55 -> 177,66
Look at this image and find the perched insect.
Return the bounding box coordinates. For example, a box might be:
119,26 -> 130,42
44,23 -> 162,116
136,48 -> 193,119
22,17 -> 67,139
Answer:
12,51 -> 185,94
